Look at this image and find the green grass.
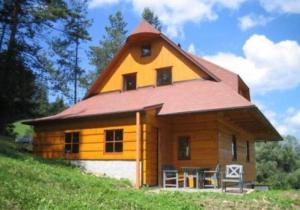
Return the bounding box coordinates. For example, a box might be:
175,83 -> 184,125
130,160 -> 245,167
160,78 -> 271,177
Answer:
13,121 -> 32,137
0,137 -> 299,210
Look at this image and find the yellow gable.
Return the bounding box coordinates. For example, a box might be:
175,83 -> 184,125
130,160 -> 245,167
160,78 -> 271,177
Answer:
98,38 -> 208,93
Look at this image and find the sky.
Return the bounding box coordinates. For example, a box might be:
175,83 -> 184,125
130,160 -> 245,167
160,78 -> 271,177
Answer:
78,0 -> 300,138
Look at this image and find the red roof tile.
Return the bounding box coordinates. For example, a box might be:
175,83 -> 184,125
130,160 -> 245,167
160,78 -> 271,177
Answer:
189,53 -> 239,91
130,19 -> 160,36
28,80 -> 253,122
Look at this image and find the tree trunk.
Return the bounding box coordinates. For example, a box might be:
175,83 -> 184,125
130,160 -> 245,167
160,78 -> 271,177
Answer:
0,24 -> 7,51
6,0 -> 20,62
74,37 -> 79,104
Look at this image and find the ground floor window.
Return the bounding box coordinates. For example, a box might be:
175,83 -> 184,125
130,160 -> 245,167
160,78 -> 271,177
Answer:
246,141 -> 250,162
105,129 -> 123,152
65,132 -> 80,153
232,135 -> 237,161
178,136 -> 191,160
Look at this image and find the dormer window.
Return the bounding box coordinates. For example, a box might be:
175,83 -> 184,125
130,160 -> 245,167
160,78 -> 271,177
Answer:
141,45 -> 151,57
157,67 -> 172,86
123,73 -> 136,91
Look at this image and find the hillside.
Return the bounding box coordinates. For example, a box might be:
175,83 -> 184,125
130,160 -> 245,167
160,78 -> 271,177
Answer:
0,137 -> 299,210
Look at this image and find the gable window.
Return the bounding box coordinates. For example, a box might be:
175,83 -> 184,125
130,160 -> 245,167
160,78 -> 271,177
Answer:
123,73 -> 136,91
232,135 -> 237,161
141,45 -> 151,57
157,67 -> 172,86
178,136 -> 191,160
246,141 -> 250,162
105,129 -> 123,153
65,132 -> 79,153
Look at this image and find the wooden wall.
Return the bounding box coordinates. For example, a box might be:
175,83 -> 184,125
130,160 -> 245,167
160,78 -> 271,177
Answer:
142,109 -> 171,186
33,111 -> 257,185
33,115 -> 139,160
98,38 -> 207,93
218,119 -> 256,182
169,113 -> 219,170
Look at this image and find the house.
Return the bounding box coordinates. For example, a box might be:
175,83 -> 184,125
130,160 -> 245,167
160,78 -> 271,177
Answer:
25,20 -> 282,188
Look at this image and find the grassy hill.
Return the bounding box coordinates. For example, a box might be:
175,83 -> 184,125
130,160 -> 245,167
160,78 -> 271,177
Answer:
0,137 -> 299,210
13,121 -> 33,137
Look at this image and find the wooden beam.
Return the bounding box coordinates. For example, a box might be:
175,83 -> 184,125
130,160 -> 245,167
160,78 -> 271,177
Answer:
135,111 -> 141,189
218,117 -> 253,137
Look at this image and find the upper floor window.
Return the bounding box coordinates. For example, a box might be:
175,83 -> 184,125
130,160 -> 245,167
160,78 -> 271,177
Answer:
65,132 -> 79,153
246,141 -> 250,162
123,73 -> 136,91
157,67 -> 172,86
178,136 -> 191,160
105,129 -> 123,153
232,135 -> 237,161
141,45 -> 151,57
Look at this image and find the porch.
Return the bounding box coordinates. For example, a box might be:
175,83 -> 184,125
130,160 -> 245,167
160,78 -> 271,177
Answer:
139,106 -> 278,188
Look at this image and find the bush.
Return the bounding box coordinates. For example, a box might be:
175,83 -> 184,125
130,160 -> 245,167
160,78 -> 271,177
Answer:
256,135 -> 300,189
287,168 -> 300,189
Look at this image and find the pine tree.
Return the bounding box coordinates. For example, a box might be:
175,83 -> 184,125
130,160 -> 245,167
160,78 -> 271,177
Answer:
48,96 -> 68,115
32,82 -> 50,117
142,8 -> 162,31
51,0 -> 91,103
89,11 -> 127,80
0,0 -> 72,133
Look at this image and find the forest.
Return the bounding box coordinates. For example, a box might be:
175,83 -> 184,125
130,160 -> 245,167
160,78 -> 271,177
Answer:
0,0 -> 299,190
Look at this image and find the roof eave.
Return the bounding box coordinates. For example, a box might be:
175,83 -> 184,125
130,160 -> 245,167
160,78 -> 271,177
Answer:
22,109 -> 143,125
158,105 -> 255,117
252,105 -> 283,141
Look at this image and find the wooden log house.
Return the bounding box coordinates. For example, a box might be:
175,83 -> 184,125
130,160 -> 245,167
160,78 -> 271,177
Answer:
25,20 -> 282,188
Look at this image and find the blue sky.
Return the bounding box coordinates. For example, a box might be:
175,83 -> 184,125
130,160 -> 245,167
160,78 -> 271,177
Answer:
76,0 -> 300,138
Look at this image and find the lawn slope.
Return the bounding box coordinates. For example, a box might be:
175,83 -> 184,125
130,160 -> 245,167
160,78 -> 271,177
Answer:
0,137 -> 299,210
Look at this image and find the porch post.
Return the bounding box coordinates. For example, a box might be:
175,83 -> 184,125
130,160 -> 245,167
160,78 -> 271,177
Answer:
135,111 -> 141,189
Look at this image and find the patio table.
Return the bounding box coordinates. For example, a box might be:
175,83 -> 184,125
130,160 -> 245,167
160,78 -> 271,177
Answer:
181,167 -> 209,189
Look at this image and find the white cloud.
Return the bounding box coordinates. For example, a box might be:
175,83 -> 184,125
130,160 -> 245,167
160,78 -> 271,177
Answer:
130,0 -> 247,37
187,43 -> 196,54
273,110 -> 300,137
254,102 -> 300,138
130,0 -> 214,37
204,34 -> 300,93
88,0 -> 119,9
213,0 -> 246,9
88,0 -> 246,37
238,14 -> 272,30
289,111 -> 300,127
260,0 -> 300,14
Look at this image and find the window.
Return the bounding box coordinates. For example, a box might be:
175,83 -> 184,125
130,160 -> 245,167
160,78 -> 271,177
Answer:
232,135 -> 237,161
157,68 -> 172,86
141,45 -> 151,57
178,136 -> 190,160
123,73 -> 136,91
105,129 -> 123,152
65,132 -> 79,153
246,141 -> 250,162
